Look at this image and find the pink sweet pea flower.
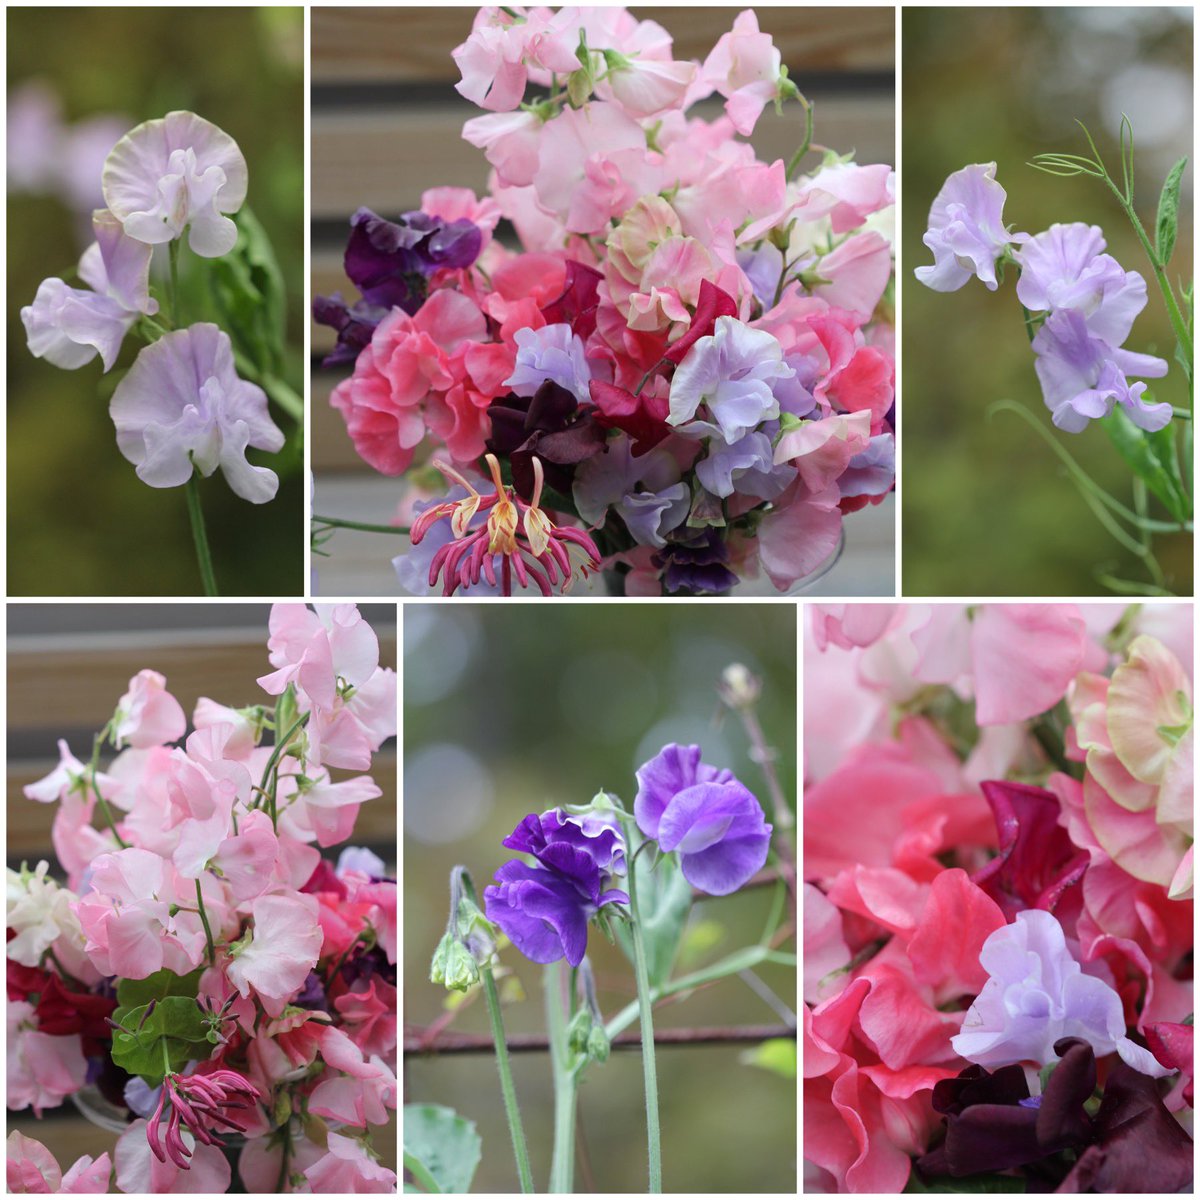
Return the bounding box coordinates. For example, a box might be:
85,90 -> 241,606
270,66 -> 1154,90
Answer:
756,482 -> 843,591
7,1002 -> 88,1115
774,410 -> 872,492
334,978 -> 399,1060
192,698 -> 260,759
303,1131 -> 397,1193
792,162 -> 895,234
113,668 -> 186,749
600,55 -> 697,117
421,186 -> 501,245
811,231 -> 893,320
23,740 -> 116,804
279,772 -> 382,848
700,10 -> 784,136
7,1131 -> 111,1194
304,665 -> 396,773
226,893 -> 322,1012
113,1119 -> 230,1193
452,7 -> 578,112
307,1026 -> 398,1127
461,110 -> 543,188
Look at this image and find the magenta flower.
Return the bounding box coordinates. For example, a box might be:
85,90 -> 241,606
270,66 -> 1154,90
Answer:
109,323 -> 284,502
634,744 -> 771,895
146,1068 -> 260,1170
102,111 -> 247,257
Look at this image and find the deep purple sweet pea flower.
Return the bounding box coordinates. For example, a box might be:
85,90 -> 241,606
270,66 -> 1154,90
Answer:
634,744 -> 771,894
484,809 -> 628,966
651,529 -> 740,595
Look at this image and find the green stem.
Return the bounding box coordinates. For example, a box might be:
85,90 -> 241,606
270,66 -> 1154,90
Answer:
785,98 -> 814,181
257,714 -> 310,802
311,514 -> 411,536
184,473 -> 218,596
403,1150 -> 443,1194
546,962 -> 576,1194
482,967 -> 534,1193
1172,407 -> 1192,420
195,879 -> 216,965
88,730 -> 129,849
626,853 -> 663,1193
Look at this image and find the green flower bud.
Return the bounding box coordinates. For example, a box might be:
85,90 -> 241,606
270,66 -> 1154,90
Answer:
567,1008 -> 593,1055
429,931 -> 481,993
586,1025 -> 611,1063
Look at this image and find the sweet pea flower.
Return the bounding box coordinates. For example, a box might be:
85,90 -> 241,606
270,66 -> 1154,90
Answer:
7,1002 -> 88,1115
226,893 -> 323,1011
635,744 -> 771,894
110,323 -> 284,501
6,861 -> 86,968
700,10 -> 786,136
303,1131 -> 397,1194
112,668 -> 186,749
914,163 -> 1023,292
951,909 -> 1173,1078
505,322 -> 592,405
697,429 -> 795,500
6,1131 -> 111,1194
102,111 -> 247,257
114,1118 -> 230,1193
23,740 -> 116,805
600,53 -> 697,117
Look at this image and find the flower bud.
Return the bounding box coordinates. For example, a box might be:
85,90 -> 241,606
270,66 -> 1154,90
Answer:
567,1008 -> 593,1055
586,1025 -> 611,1064
429,931 -> 480,993
718,663 -> 762,710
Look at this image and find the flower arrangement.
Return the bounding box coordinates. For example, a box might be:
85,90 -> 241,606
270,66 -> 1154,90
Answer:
804,602 -> 1194,1193
19,110 -> 303,596
915,124 -> 1192,596
409,665 -> 796,1192
6,604 -> 398,1194
313,6 -> 895,596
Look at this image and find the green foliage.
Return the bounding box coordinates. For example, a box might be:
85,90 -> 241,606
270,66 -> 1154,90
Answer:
115,967 -> 203,1011
1101,409 -> 1190,523
1156,157 -> 1188,267
614,849 -> 693,988
109,996 -> 211,1083
739,1037 -> 797,1079
404,1104 -> 482,1194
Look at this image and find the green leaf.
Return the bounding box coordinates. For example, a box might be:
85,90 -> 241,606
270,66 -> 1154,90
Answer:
1101,408 -> 1191,523
109,995 -> 210,1084
115,967 -> 203,1012
404,1104 -> 481,1194
906,1168 -> 1026,1192
739,1037 -> 796,1079
1155,156 -> 1188,267
614,849 -> 693,988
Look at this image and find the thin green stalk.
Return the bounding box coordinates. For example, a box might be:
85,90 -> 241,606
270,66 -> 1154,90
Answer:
626,854 -> 663,1193
257,713 -> 310,801
184,473 -> 218,596
88,730 -> 129,849
195,879 -> 216,965
311,514 -> 411,536
545,962 -> 576,1194
482,967 -> 533,1191
403,1151 -> 443,1194
785,97 -> 814,181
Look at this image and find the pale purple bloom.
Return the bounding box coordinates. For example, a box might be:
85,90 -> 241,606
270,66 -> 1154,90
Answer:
484,808 -> 628,966
952,910 -> 1173,1078
102,111 -> 247,257
505,322 -> 592,405
696,430 -> 795,500
839,433 -> 896,498
1032,310 -> 1170,432
914,163 -> 1022,292
736,243 -> 784,308
573,436 -> 689,548
668,316 -> 791,443
337,846 -> 387,878
635,743 -> 771,895
1016,223 -> 1149,346
110,323 -> 284,502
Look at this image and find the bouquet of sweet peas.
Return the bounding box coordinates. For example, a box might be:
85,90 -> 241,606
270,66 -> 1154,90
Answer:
314,6 -> 895,597
803,603 -> 1193,1193
6,604 -> 398,1194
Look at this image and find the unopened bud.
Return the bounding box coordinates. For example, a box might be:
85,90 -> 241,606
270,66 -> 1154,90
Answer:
718,663 -> 761,710
586,1025 -> 611,1063
430,932 -> 480,993
567,1008 -> 593,1055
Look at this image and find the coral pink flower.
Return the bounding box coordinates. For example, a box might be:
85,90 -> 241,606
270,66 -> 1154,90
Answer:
226,893 -> 322,1012
6,1132 -> 111,1194
334,978 -> 399,1060
303,1131 -> 397,1193
112,669 -> 186,749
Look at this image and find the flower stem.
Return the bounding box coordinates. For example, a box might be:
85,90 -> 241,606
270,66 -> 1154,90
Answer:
195,879 -> 216,965
626,853 -> 663,1193
545,961 -> 577,1193
482,966 -> 534,1193
311,514 -> 411,536
88,730 -> 129,849
184,473 -> 218,596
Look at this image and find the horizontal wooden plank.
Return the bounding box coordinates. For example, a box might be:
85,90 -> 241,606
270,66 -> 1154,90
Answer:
312,6 -> 895,83
311,93 -> 894,219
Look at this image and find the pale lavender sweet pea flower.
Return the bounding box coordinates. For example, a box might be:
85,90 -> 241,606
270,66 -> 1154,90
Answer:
1015,223 -> 1150,345
914,163 -> 1022,292
505,322 -> 592,405
1032,309 -> 1170,432
110,323 -> 284,502
696,429 -> 796,500
573,435 -> 689,548
102,111 -> 248,257
952,909 -> 1173,1079
838,433 -> 896,498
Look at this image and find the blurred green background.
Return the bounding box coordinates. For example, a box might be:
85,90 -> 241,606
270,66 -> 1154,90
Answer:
404,604 -> 797,1192
902,7 -> 1193,596
7,7 -> 305,596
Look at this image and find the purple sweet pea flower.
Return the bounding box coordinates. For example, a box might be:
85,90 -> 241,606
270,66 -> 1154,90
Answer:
634,744 -> 771,895
573,436 -> 690,549
1015,222 -> 1150,345
1032,309 -> 1170,432
951,909 -> 1174,1078
837,433 -> 896,499
652,528 -> 740,595
914,163 -> 1023,292
484,808 -> 628,966
668,316 -> 792,444
696,429 -> 796,500
505,323 -> 592,406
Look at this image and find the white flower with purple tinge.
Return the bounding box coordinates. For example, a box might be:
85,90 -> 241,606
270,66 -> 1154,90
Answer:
102,111 -> 247,258
1015,222 -> 1150,345
914,162 -> 1023,292
505,323 -> 592,406
668,316 -> 792,444
952,909 -> 1173,1078
573,437 -> 690,549
110,323 -> 283,502
1032,309 -> 1170,433
696,430 -> 795,500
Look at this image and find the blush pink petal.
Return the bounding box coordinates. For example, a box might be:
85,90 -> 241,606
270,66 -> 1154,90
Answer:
906,868 -> 1005,1001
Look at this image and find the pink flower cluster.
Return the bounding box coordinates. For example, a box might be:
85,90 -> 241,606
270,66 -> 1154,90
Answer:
804,603 -> 1193,1193
319,6 -> 895,595
7,604 -> 398,1194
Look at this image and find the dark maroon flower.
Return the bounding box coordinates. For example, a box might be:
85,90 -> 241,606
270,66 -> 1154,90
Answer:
652,528 -> 739,595
34,974 -> 117,1055
7,959 -> 49,1002
662,279 -> 738,365
973,780 -> 1089,921
540,260 -> 603,340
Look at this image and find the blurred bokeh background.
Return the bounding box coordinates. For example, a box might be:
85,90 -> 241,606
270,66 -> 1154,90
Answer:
311,6 -> 895,596
404,603 -> 797,1191
6,603 -> 397,1178
7,8 -> 306,596
902,6 -> 1193,596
